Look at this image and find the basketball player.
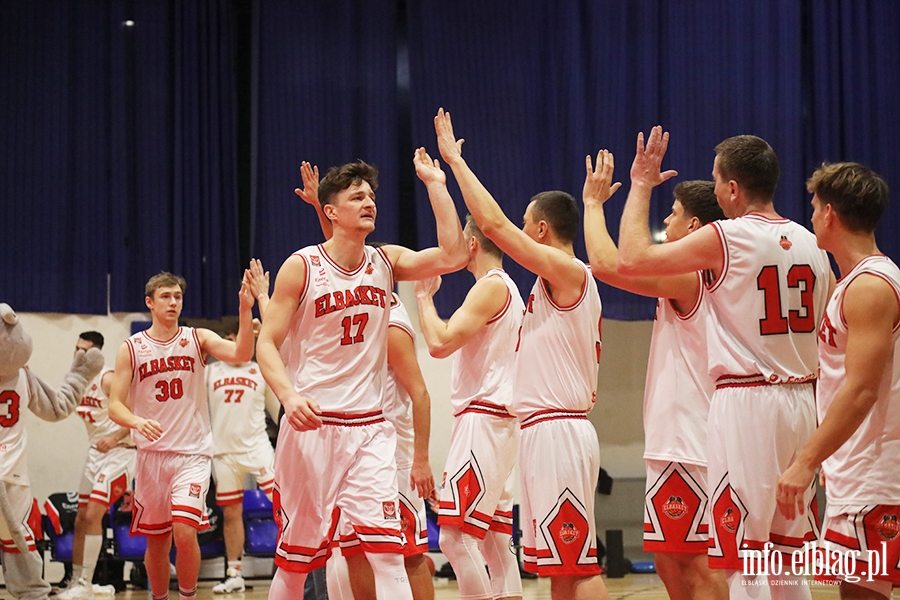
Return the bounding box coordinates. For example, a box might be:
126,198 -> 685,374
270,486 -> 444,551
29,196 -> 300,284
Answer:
208,262 -> 280,595
256,148 -> 466,599
295,161 -> 437,600
59,332 -> 136,600
108,272 -> 255,600
617,127 -> 834,598
583,153 -> 727,600
414,214 -> 524,600
777,163 -> 899,598
433,108 -> 608,600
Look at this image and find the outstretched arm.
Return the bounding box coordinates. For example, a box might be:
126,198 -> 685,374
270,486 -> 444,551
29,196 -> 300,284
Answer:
434,108 -> 584,302
415,274 -> 510,358
384,148 -> 468,281
295,161 -> 331,240
257,255 -> 323,430
617,127 -> 722,277
388,326 -> 435,500
247,258 -> 271,317
776,275 -> 897,519
198,275 -> 255,363
583,150 -> 699,307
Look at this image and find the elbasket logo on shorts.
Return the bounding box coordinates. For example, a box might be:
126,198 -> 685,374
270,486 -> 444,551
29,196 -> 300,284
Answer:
383,501 -> 397,520
189,484 -> 201,498
663,496 -> 688,520
876,514 -> 899,541
779,235 -> 792,250
720,507 -> 737,532
559,522 -> 580,544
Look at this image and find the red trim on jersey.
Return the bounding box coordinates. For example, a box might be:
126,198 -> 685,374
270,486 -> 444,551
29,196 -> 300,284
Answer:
191,328 -> 207,367
319,411 -> 386,427
706,222 -> 729,292
126,338 -> 137,371
672,271 -> 704,320
539,265 -> 588,312
519,408 -> 589,429
374,245 -> 395,292
388,322 -> 415,341
485,271 -> 513,324
838,267 -> 900,331
143,327 -> 184,346
745,213 -> 791,224
318,243 -> 367,275
456,400 -> 514,418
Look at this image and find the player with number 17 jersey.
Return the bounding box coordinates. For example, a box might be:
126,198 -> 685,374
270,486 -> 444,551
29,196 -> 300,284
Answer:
125,327 -> 211,456
279,244 -> 392,414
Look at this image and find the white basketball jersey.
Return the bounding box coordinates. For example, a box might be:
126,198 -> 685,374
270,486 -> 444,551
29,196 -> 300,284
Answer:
383,294 -> 415,468
706,215 -> 831,383
643,274 -> 714,466
817,255 -> 900,504
450,269 -> 524,416
0,369 -> 31,484
280,244 -> 392,414
207,360 -> 273,456
78,368 -> 134,446
126,326 -> 212,456
514,259 -> 602,419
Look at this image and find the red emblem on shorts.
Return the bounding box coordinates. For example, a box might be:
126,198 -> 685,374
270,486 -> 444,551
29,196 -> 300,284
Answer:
720,507 -> 737,532
663,496 -> 688,520
876,515 -> 899,541
311,255 -> 321,266
559,522 -> 580,544
98,474 -> 106,483
249,368 -> 257,375
189,484 -> 202,498
779,235 -> 792,250
383,501 -> 397,520
365,264 -> 374,274
180,338 -> 189,347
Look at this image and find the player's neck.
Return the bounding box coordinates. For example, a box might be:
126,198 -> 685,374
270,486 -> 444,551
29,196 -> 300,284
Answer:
739,198 -> 780,219
472,254 -> 503,280
321,233 -> 366,271
833,234 -> 880,278
147,320 -> 179,341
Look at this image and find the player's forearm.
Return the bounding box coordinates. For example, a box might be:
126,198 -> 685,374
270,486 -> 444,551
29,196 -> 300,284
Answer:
583,202 -> 622,284
616,182 -> 657,275
425,181 -> 467,271
256,292 -> 270,318
446,156 -> 509,240
108,399 -> 139,429
415,295 -> 455,358
410,390 -> 431,463
233,304 -> 255,362
256,338 -> 298,406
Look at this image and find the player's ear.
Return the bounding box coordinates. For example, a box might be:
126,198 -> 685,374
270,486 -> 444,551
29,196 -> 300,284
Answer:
688,216 -> 701,232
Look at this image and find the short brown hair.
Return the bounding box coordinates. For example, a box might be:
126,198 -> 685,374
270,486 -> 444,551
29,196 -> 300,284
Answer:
529,191 -> 580,244
807,162 -> 889,233
464,215 -> 503,260
318,161 -> 379,207
674,180 -> 724,226
715,135 -> 780,200
145,272 -> 187,299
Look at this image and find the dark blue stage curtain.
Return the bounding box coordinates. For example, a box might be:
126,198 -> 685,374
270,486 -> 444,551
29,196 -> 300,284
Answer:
1,3 -> 114,314
249,0 -> 400,279
1,1 -> 240,318
807,0 -> 900,262
407,0 -> 807,320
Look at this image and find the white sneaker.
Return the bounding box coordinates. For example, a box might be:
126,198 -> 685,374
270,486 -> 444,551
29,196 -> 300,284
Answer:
56,578 -> 93,600
212,568 -> 246,594
91,584 -> 116,596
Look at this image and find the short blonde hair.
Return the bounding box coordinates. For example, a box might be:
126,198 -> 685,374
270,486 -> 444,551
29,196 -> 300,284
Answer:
145,272 -> 187,299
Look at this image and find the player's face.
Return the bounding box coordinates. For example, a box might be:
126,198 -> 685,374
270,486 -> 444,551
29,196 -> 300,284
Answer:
74,338 -> 94,357
331,181 -> 377,233
663,200 -> 692,242
146,285 -> 183,324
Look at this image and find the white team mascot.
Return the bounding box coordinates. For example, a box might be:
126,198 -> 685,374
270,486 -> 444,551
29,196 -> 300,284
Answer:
0,303 -> 103,599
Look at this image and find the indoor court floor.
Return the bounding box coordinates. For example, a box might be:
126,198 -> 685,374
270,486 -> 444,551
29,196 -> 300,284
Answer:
93,574 -> 844,599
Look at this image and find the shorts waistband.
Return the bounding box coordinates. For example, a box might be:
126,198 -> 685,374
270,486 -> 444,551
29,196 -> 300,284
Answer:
715,373 -> 816,390
319,411 -> 385,427
520,409 -> 589,429
456,401 -> 515,419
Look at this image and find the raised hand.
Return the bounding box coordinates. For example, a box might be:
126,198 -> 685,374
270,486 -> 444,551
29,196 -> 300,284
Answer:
246,258 -> 270,300
583,149 -> 623,206
238,275 -> 254,309
434,107 -> 464,165
414,276 -> 442,299
294,161 -> 320,206
413,147 -> 446,186
631,126 -> 678,189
